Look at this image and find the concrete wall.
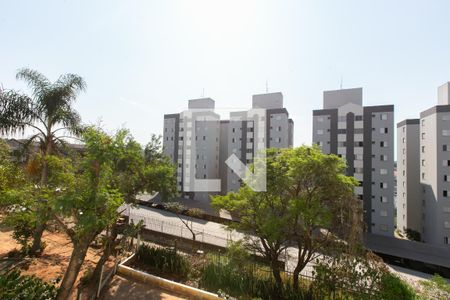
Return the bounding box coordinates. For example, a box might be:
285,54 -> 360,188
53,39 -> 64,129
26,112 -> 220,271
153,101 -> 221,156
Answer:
397,120 -> 421,233
323,88 -> 363,109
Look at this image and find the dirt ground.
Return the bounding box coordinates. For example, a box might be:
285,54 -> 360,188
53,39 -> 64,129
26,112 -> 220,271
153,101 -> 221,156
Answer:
103,274 -> 190,300
0,227 -> 113,298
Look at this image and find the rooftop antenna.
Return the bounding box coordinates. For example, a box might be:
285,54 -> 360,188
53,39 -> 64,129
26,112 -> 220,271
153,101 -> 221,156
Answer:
201,88 -> 205,97
265,80 -> 269,93
340,76 -> 343,89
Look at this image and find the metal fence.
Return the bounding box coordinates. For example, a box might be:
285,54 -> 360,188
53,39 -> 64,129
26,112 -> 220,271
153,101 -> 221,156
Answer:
129,213 -> 233,248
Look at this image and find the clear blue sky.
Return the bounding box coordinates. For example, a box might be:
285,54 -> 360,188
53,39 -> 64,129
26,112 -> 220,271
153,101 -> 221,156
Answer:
1,0 -> 450,147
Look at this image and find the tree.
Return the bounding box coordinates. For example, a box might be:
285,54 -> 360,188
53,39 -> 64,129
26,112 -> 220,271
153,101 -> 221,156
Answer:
280,146 -> 361,290
212,146 -> 361,293
87,132 -> 177,289
165,202 -> 204,251
212,149 -> 292,291
52,128 -> 123,300
405,228 -> 421,242
0,68 -> 86,254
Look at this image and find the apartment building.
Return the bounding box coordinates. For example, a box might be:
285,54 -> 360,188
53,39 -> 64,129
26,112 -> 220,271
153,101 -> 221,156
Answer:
224,92 -> 294,192
163,93 -> 294,201
163,98 -> 221,201
396,120 -> 421,233
312,88 -> 395,236
418,82 -> 450,246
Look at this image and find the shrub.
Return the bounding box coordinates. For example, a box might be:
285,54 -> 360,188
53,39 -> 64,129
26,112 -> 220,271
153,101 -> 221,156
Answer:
378,273 -> 416,300
136,244 -> 189,279
199,255 -> 309,300
0,269 -> 57,300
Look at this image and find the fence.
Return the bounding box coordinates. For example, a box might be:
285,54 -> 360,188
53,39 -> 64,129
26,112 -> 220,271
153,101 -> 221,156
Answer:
129,213 -> 235,249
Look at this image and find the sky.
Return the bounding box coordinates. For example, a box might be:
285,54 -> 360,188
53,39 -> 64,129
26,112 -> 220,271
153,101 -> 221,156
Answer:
1,0 -> 450,148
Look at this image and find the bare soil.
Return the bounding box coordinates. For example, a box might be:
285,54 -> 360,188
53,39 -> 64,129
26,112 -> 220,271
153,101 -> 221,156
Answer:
0,228 -> 114,298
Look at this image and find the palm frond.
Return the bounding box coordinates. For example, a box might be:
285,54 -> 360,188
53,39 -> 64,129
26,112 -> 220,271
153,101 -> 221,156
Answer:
16,68 -> 50,101
0,89 -> 40,135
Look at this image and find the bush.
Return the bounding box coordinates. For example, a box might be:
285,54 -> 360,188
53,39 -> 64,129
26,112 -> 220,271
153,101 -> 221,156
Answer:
136,244 -> 189,279
0,269 -> 57,300
199,255 -> 309,300
378,273 -> 416,300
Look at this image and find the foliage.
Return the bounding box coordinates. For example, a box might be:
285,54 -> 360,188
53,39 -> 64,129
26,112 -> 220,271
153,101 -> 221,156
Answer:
420,274 -> 450,299
0,68 -> 86,254
405,228 -> 421,242
312,252 -> 416,300
212,146 -> 360,289
0,269 -> 57,300
378,273 -> 416,300
136,244 -> 190,279
199,254 -> 310,300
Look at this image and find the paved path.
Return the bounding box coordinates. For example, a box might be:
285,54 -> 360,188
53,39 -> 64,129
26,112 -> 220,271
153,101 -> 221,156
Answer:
123,204 -> 440,283
103,274 -> 189,300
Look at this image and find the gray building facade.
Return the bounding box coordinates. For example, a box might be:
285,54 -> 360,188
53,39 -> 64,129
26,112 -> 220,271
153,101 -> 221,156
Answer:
313,88 -> 395,236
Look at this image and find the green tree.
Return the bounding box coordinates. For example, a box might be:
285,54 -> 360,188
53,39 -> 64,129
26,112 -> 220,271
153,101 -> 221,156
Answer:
0,68 -> 86,254
88,132 -> 177,288
52,128 -> 177,299
212,146 -> 361,292
280,146 -> 361,289
52,128 -> 122,300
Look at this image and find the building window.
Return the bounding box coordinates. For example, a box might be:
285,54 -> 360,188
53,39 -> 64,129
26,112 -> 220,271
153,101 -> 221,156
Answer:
422,119 -> 425,126
278,137 -> 282,143
380,210 -> 388,217
445,175 -> 448,182
380,182 -> 388,189
380,141 -> 388,147
317,129 -> 324,135
232,138 -> 235,143
317,141 -> 323,147
443,115 -> 450,121
422,146 -> 425,153
444,190 -> 448,198
445,221 -> 450,229
444,160 -> 450,166
380,155 -> 388,161
422,133 -> 426,139
422,160 -> 425,166
443,207 -> 450,213
422,173 -> 425,180
380,224 -> 388,231
232,128 -> 235,133
443,130 -> 450,136
402,138 -> 405,143
444,145 -> 448,152
203,136 -> 206,141
380,127 -> 388,134
380,169 -> 388,175
278,126 -> 282,131
317,117 -> 324,122
380,114 -> 388,120
380,196 -> 387,203
445,237 -> 449,244
355,115 -> 363,121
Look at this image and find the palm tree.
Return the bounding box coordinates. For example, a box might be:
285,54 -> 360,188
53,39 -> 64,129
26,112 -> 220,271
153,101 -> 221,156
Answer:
0,68 -> 86,254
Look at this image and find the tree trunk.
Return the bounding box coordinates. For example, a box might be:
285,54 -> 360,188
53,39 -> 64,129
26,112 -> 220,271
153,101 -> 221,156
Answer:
91,227 -> 118,286
271,258 -> 283,294
293,265 -> 301,292
56,237 -> 91,300
29,220 -> 46,255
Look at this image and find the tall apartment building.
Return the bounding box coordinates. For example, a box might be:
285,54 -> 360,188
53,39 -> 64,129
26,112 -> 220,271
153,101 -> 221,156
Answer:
399,82 -> 450,246
312,88 -> 395,236
396,120 -> 421,233
163,98 -> 221,201
223,92 -> 294,192
163,93 -> 294,201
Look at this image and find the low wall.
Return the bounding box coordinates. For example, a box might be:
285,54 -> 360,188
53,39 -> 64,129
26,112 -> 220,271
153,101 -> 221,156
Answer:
117,254 -> 220,300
